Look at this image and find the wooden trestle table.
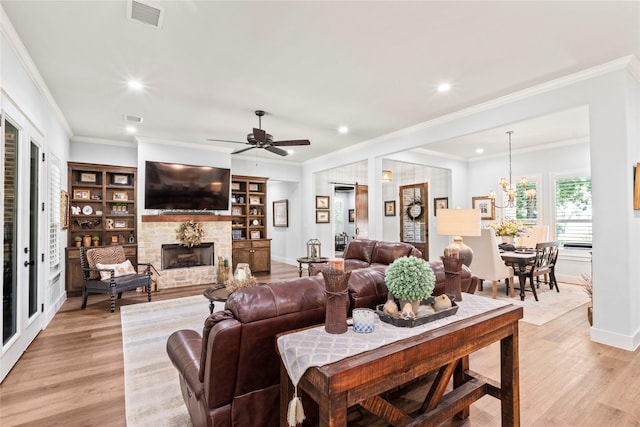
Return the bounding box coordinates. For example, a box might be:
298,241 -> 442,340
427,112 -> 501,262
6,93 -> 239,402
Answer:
279,303 -> 523,427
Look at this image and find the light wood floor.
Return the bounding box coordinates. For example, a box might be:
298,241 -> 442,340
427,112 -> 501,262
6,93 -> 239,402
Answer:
1,261 -> 639,426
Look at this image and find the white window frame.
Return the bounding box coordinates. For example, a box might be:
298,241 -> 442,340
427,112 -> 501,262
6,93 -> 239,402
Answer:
551,170 -> 592,247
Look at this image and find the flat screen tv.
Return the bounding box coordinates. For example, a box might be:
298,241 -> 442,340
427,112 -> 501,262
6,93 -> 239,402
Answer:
144,161 -> 230,211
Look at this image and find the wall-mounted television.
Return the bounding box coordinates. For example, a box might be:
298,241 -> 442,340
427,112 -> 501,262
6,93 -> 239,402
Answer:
144,161 -> 230,211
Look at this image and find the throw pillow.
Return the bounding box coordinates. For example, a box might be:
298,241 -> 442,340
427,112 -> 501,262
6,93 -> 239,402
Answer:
96,260 -> 137,281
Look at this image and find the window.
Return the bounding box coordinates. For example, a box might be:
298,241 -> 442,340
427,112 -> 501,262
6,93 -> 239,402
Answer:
49,154 -> 61,272
503,180 -> 538,226
554,176 -> 592,247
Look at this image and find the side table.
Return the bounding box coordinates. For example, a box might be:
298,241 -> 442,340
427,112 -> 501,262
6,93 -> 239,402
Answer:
296,257 -> 329,277
203,284 -> 231,314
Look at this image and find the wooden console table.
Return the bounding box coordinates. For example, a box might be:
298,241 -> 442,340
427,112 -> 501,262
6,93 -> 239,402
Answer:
279,303 -> 523,426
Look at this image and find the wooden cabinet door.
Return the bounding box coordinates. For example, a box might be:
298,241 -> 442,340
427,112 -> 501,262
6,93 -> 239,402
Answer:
355,184 -> 368,239
251,246 -> 271,273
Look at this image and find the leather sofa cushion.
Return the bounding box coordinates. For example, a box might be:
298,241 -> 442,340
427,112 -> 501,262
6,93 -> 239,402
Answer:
371,242 -> 416,265
343,239 -> 376,263
345,259 -> 370,271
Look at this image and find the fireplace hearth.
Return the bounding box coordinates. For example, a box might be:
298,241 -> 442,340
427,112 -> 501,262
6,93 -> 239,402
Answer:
162,243 -> 214,270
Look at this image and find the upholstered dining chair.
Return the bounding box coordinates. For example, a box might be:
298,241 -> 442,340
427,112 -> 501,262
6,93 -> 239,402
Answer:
464,228 -> 515,298
518,225 -> 549,249
79,245 -> 152,312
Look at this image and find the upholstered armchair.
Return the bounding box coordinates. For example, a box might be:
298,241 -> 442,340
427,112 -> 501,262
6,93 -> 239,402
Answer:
79,245 -> 152,312
518,225 -> 549,248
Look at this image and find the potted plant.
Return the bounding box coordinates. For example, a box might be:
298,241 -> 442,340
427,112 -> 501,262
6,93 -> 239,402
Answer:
579,273 -> 593,326
488,218 -> 525,244
73,235 -> 82,247
91,235 -> 100,246
385,256 -> 436,313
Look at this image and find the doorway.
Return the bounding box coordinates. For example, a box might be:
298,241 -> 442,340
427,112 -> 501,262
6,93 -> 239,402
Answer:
2,103 -> 44,382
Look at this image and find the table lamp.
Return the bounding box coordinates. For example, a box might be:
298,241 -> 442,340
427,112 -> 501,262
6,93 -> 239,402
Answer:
436,208 -> 481,267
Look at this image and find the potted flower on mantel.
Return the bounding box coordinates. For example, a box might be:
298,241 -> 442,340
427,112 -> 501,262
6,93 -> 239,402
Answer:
385,256 -> 436,314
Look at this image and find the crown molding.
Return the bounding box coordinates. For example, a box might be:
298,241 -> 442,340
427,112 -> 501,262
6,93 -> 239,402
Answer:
71,136 -> 136,148
1,5 -> 73,137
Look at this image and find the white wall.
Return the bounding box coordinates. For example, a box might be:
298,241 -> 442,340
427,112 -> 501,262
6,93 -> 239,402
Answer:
268,180 -> 303,266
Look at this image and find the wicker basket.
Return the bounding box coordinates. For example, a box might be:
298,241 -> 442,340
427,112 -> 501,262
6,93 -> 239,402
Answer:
323,269 -> 351,334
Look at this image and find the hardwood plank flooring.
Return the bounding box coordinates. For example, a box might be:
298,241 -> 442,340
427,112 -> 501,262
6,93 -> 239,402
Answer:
1,261 -> 639,426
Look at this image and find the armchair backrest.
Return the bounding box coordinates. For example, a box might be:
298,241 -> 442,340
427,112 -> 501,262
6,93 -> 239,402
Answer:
464,228 -> 512,281
80,245 -> 127,280
519,225 -> 549,249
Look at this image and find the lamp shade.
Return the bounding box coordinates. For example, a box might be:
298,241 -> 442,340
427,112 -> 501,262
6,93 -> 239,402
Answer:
436,209 -> 481,237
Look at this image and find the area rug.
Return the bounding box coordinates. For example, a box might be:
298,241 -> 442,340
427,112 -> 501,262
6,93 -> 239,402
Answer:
474,280 -> 589,325
121,295 -> 224,427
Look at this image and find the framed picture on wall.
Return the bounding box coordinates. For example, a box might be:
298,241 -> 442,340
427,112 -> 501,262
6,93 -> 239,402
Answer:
472,196 -> 495,220
433,197 -> 448,216
348,209 -> 355,222
273,199 -> 288,227
316,195 -> 330,210
316,210 -> 330,224
384,201 -> 396,217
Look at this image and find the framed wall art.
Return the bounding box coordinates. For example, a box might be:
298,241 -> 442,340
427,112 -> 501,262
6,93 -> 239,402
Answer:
472,196 -> 495,220
250,230 -> 261,239
316,195 -> 330,210
273,199 -> 288,227
348,209 -> 355,222
114,220 -> 127,228
433,197 -> 448,216
113,191 -> 128,201
79,172 -> 97,183
316,210 -> 330,224
249,196 -> 261,205
112,174 -> 129,185
384,200 -> 396,217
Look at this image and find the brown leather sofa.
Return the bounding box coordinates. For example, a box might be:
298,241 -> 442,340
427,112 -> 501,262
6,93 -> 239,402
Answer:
314,239 -> 424,272
167,257 -> 477,426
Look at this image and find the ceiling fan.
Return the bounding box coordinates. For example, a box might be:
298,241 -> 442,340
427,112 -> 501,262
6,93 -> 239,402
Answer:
208,110 -> 311,156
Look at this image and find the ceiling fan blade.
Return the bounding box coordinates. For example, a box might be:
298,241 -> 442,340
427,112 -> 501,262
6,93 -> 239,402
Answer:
265,146 -> 288,156
253,128 -> 267,143
232,146 -> 257,155
272,139 -> 311,146
208,138 -> 247,144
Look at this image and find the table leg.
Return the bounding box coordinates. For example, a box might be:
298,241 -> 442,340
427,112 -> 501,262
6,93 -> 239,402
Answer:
209,300 -> 215,314
500,326 -> 520,426
298,262 -> 303,277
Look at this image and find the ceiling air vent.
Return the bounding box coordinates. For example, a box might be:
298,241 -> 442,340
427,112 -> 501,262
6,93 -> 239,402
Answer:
124,114 -> 144,124
127,0 -> 164,29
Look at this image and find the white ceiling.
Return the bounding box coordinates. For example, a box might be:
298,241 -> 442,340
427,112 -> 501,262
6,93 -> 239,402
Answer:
2,1 -> 638,163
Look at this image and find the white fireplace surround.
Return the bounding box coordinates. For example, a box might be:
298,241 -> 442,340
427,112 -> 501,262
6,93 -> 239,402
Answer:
138,216 -> 232,289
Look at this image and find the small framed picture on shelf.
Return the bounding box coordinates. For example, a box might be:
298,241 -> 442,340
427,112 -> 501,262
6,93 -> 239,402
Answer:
249,196 -> 261,205
112,174 -> 129,185
232,230 -> 243,240
231,182 -> 240,191
232,207 -> 242,215
113,191 -> 128,201
111,235 -> 119,244
114,220 -> 127,228
249,183 -> 259,192
79,172 -> 97,183
250,230 -> 261,239
316,210 -> 330,224
73,189 -> 91,200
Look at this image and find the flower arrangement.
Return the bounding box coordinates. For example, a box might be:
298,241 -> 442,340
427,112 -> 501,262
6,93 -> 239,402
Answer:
385,256 -> 436,302
488,218 -> 526,237
176,220 -> 204,247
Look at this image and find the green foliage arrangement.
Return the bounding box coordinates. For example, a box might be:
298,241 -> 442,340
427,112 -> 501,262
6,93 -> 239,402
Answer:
385,256 -> 436,302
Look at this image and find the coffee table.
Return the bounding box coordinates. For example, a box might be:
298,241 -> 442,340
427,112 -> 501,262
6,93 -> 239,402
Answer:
296,257 -> 329,277
203,284 -> 231,314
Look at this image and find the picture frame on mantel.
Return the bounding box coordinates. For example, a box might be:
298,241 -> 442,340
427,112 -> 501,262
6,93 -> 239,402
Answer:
472,196 -> 495,220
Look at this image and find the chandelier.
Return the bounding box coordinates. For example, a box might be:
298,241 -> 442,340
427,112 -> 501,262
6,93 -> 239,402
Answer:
488,131 -> 535,208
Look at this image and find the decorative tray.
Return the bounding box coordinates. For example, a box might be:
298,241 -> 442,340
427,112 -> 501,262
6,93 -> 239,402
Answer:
375,295 -> 458,328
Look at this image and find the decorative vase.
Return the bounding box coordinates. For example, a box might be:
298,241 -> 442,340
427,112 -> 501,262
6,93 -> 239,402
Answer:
323,269 -> 351,334
501,236 -> 514,245
82,235 -> 92,248
441,255 -> 464,301
92,240 -> 99,246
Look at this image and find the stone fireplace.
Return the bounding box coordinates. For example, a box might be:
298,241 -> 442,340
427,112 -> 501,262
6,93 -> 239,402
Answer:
139,215 -> 232,289
161,243 -> 214,270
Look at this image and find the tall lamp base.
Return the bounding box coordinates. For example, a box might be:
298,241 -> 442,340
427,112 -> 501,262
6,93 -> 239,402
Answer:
444,236 -> 473,267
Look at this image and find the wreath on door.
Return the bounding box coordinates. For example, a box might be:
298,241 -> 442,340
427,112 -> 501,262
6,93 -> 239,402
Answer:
406,199 -> 424,221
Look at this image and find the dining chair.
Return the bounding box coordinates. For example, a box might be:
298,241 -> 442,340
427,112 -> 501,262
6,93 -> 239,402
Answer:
464,228 -> 515,298
518,225 -> 549,248
527,241 -> 560,298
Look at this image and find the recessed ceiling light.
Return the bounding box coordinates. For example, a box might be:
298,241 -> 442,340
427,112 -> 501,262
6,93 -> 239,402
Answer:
437,82 -> 451,92
126,126 -> 137,133
338,126 -> 349,134
287,149 -> 294,155
128,80 -> 143,90
475,148 -> 484,154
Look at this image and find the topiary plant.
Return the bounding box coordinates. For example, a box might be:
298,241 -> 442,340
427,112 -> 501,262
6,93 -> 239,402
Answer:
385,256 -> 436,302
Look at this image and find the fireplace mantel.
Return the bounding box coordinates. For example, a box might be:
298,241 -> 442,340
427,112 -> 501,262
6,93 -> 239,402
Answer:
142,214 -> 232,222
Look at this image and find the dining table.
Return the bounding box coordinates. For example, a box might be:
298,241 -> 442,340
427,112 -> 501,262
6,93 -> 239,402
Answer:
500,250 -> 537,301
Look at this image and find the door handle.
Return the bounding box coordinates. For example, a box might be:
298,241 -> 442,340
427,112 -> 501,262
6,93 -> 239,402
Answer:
24,260 -> 34,267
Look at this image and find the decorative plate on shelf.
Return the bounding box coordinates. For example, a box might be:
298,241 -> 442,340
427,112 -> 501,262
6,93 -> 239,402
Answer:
252,219 -> 259,225
82,205 -> 93,215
